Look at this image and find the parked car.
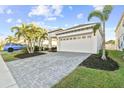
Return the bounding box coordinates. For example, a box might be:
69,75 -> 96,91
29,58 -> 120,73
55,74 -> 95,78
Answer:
3,43 -> 26,52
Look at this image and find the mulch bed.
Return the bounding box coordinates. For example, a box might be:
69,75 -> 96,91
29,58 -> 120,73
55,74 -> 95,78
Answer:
79,54 -> 119,71
15,52 -> 46,59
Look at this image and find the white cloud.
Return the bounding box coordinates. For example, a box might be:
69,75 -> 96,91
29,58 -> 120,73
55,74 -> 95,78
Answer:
92,5 -> 105,12
24,20 -> 58,30
16,19 -> 22,23
51,5 -> 63,16
6,18 -> 12,23
45,17 -> 56,21
28,5 -> 63,19
28,6 -> 51,17
73,24 -> 78,26
65,24 -> 68,27
34,21 -> 58,30
0,6 -> 7,14
0,6 -> 13,14
69,6 -> 73,10
6,9 -> 13,14
77,13 -> 83,19
60,15 -> 64,18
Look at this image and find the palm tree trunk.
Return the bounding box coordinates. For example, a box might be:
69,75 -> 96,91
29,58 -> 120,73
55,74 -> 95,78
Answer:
39,40 -> 43,51
29,40 -> 32,54
27,41 -> 31,53
30,40 -> 34,53
32,39 -> 35,53
38,39 -> 41,51
101,21 -> 107,60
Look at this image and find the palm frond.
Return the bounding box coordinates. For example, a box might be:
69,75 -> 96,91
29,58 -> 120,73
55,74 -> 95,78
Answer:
103,5 -> 113,15
11,26 -> 20,32
15,32 -> 22,40
88,11 -> 104,21
93,23 -> 101,36
103,5 -> 113,20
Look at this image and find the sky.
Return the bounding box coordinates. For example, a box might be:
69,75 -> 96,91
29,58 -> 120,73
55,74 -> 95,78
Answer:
0,5 -> 124,41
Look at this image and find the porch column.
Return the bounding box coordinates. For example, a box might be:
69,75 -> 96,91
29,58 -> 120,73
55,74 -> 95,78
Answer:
48,37 -> 52,51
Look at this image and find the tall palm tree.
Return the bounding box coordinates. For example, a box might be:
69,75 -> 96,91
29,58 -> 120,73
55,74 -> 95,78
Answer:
11,23 -> 31,53
37,29 -> 48,51
88,5 -> 113,60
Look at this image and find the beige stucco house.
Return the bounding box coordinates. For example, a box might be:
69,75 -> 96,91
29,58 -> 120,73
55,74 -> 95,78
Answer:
115,13 -> 124,51
105,40 -> 116,50
48,23 -> 103,54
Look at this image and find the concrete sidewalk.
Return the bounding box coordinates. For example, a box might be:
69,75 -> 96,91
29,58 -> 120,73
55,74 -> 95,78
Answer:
0,55 -> 18,88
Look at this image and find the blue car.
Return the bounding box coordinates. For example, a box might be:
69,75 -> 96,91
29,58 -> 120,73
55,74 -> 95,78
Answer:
4,43 -> 25,52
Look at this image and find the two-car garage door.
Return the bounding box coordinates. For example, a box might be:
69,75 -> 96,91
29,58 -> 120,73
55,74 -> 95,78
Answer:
57,34 -> 96,53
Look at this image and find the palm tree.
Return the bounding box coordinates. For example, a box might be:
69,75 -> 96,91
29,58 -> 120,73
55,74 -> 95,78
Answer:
11,23 -> 31,53
0,40 -> 5,51
5,36 -> 17,44
11,23 -> 30,45
37,29 -> 48,51
88,5 -> 113,60
11,23 -> 48,53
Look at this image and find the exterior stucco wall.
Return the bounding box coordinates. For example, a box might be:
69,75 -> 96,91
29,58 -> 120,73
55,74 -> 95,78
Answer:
105,44 -> 116,50
115,14 -> 124,51
96,30 -> 103,52
116,24 -> 124,50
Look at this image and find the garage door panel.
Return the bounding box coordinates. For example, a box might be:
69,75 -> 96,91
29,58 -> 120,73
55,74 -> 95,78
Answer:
59,38 -> 93,53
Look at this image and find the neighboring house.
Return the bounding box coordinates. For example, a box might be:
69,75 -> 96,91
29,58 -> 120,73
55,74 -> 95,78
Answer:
48,23 -> 103,54
105,40 -> 116,50
115,13 -> 124,51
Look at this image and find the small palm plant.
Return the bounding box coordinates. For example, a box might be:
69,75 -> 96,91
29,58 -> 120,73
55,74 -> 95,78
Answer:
88,5 -> 113,60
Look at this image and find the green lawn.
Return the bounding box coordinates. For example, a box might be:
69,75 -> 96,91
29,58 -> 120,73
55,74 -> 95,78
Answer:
54,50 -> 124,88
1,50 -> 45,62
1,50 -> 24,62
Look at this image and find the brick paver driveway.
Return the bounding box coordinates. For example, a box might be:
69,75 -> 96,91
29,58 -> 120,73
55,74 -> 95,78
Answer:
6,52 -> 90,88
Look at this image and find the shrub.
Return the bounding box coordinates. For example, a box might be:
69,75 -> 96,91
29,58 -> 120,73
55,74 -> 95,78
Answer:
50,47 -> 57,52
43,47 -> 48,51
34,46 -> 39,51
22,47 -> 28,53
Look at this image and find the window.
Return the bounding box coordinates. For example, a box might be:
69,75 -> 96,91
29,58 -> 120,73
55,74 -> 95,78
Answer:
82,36 -> 86,39
60,38 -> 62,41
70,37 -> 72,40
87,35 -> 91,38
73,37 -> 76,40
78,36 -> 81,39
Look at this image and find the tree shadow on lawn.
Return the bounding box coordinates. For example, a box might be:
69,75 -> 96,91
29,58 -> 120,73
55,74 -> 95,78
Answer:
14,52 -> 46,59
79,54 -> 119,71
